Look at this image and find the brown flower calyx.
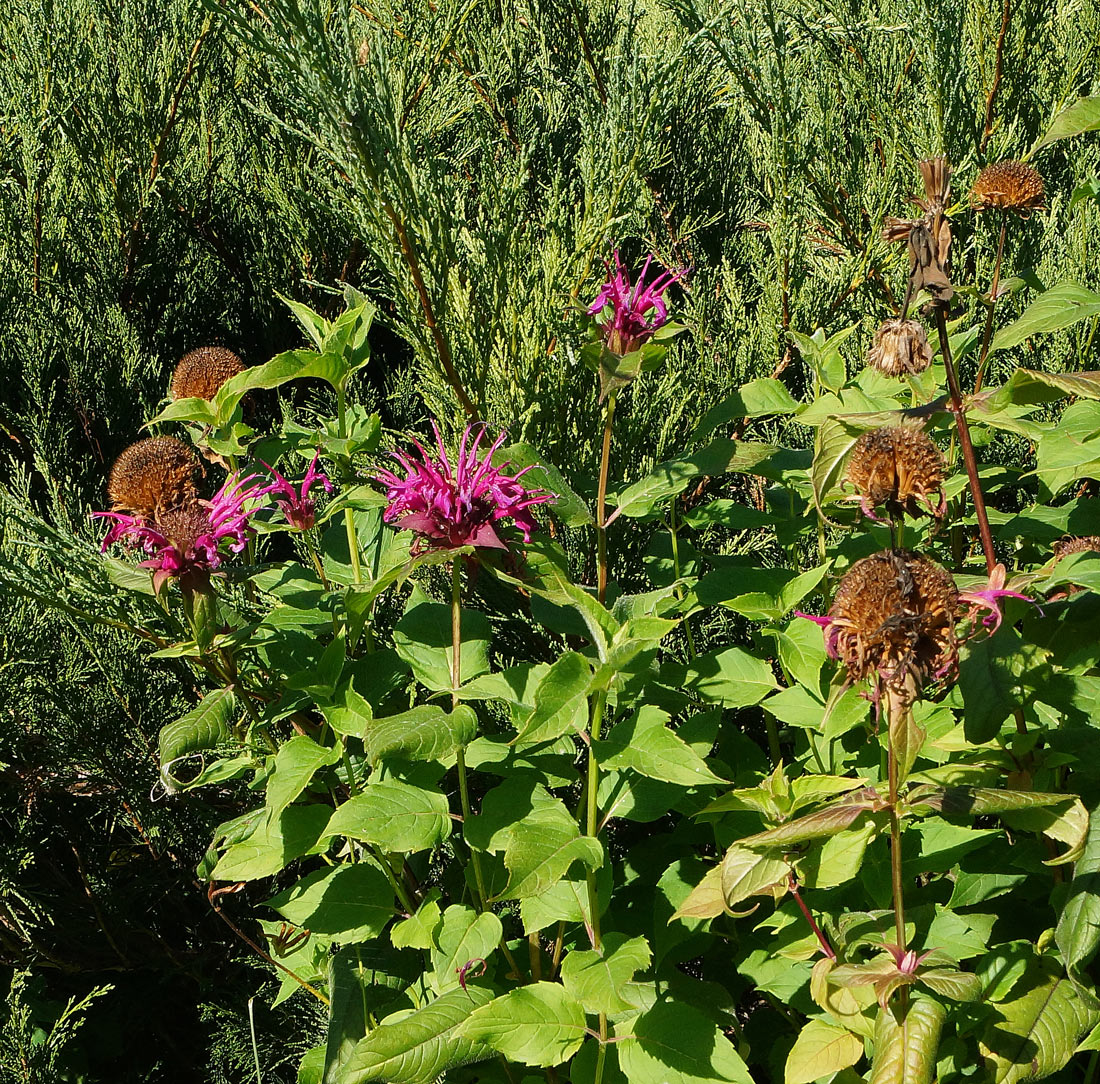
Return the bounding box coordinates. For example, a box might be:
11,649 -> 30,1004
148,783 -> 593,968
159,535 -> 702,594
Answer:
107,437 -> 202,518
971,161 -> 1045,215
171,346 -> 245,402
847,425 -> 946,521
867,318 -> 933,377
828,549 -> 959,697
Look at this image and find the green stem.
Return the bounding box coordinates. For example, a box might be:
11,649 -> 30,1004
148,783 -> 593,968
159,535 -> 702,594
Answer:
584,691 -> 606,950
886,690 -> 906,954
306,530 -> 331,591
596,393 -> 617,605
452,560 -> 488,910
336,380 -> 364,586
669,498 -> 697,659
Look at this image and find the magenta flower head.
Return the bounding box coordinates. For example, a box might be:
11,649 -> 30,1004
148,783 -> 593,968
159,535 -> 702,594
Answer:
588,249 -> 685,356
376,423 -> 553,552
957,563 -> 1035,633
261,452 -> 333,530
94,472 -> 265,590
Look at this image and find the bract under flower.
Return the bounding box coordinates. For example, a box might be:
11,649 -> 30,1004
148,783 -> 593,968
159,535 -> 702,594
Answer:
588,250 -> 685,356
94,472 -> 265,589
376,424 -> 553,552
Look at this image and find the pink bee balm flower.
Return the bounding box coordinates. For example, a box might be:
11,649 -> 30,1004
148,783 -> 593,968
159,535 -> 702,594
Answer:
958,563 -> 1035,632
94,472 -> 265,590
588,249 -> 685,356
376,424 -> 553,551
262,452 -> 333,530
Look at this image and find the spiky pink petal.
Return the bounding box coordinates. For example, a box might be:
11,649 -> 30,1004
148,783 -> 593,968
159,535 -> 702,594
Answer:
377,424 -> 553,552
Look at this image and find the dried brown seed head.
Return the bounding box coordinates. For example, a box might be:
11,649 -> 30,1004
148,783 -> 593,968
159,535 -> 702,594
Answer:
828,549 -> 959,694
847,426 -> 946,519
107,437 -> 201,518
867,319 -> 933,377
171,346 -> 245,402
1053,535 -> 1100,560
971,161 -> 1045,214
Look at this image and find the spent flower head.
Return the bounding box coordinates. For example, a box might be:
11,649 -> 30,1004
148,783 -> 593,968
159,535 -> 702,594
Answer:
588,249 -> 685,356
261,452 -> 333,530
95,472 -> 265,590
847,425 -> 945,521
867,319 -> 933,377
171,346 -> 245,401
107,437 -> 202,518
798,550 -> 960,698
971,161 -> 1045,215
377,423 -> 553,552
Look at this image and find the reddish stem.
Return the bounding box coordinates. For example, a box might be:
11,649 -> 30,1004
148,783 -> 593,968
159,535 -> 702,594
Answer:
788,875 -> 835,960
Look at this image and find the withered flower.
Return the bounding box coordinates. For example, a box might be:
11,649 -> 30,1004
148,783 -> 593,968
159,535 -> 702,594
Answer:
171,346 -> 245,402
1053,536 -> 1100,560
827,550 -> 959,694
799,554 -> 1032,699
884,158 -> 953,310
107,437 -> 202,519
847,425 -> 945,520
971,161 -> 1045,215
867,318 -> 933,377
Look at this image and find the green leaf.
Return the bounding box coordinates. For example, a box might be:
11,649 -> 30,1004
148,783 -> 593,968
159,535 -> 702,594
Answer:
980,955 -> 1099,1084
496,442 -> 593,527
1035,400 -> 1100,498
868,998 -> 945,1084
719,844 -> 789,907
560,933 -> 652,1015
513,651 -> 592,743
339,986 -> 495,1084
325,781 -> 452,853
459,983 -> 587,1068
916,969 -> 982,1002
739,793 -> 881,850
1034,95 -> 1100,151
211,804 -> 331,882
494,792 -> 603,901
958,630 -> 1044,743
785,1019 -> 863,1084
693,378 -> 801,439
671,864 -> 727,920
391,891 -> 442,951
266,736 -> 340,821
598,706 -> 727,787
616,1001 -> 753,1084
983,367 -> 1100,410
159,687 -> 235,781
615,439 -> 803,519
1056,801 -> 1100,974
364,705 -> 478,764
211,348 -> 347,425
266,864 -> 393,943
430,905 -> 504,993
393,595 -> 491,692
991,283 -> 1100,353
664,647 -> 777,708
324,952 -> 369,1082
